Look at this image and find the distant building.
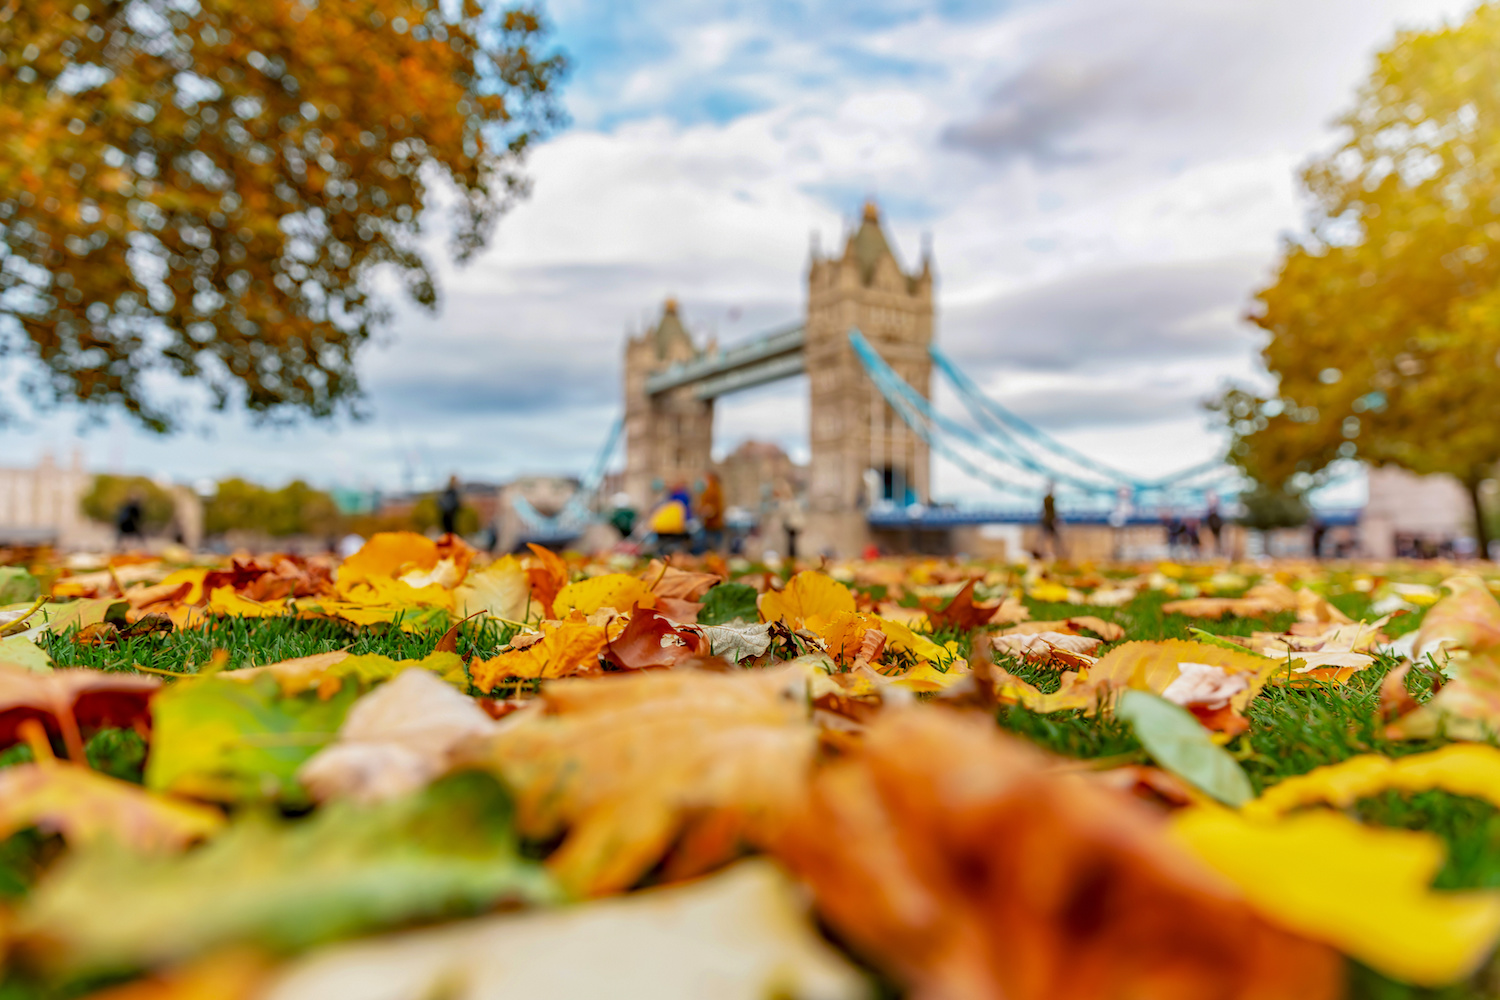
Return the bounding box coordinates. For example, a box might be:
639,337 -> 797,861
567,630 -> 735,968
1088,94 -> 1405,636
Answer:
1362,466 -> 1474,558
0,452 -> 102,548
714,440 -> 806,519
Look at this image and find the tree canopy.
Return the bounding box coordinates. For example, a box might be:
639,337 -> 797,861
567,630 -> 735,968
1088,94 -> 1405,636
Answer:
0,0 -> 565,430
1217,3 -> 1500,549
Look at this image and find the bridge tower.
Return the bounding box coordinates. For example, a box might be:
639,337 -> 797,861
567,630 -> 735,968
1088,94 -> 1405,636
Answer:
623,299 -> 714,508
804,201 -> 934,555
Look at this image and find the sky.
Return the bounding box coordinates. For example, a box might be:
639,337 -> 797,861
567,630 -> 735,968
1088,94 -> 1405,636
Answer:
4,0 -> 1481,503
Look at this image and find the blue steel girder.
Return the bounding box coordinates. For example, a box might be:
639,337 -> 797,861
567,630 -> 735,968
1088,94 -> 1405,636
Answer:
645,324 -> 805,400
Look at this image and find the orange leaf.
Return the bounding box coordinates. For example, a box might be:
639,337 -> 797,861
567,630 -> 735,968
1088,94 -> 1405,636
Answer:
470,621 -> 609,689
769,708 -> 1342,1000
525,543 -> 569,620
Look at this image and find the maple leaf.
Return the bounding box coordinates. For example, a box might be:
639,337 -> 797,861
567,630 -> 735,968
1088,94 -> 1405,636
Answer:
770,708 -> 1342,1000
919,579 -> 999,631
641,560 -> 722,601
605,606 -> 704,671
758,571 -> 856,630
456,664 -> 822,896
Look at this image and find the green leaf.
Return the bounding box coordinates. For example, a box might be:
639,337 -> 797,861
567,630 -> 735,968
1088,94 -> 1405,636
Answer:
0,568 -> 39,606
0,635 -> 52,674
1115,690 -> 1253,807
1186,628 -> 1271,658
145,673 -> 358,805
698,583 -> 760,626
17,772 -> 558,977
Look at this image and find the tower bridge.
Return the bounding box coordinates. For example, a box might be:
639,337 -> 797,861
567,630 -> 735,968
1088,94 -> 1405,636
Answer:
624,201 -> 933,555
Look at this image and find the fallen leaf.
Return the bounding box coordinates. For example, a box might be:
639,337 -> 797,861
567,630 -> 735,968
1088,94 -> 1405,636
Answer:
686,622 -> 773,663
299,668 -> 497,804
1242,743 -> 1500,820
457,664 -> 821,896
605,606 -> 702,671
697,582 -> 760,625
758,571 -> 856,630
0,668 -> 161,759
0,635 -> 52,674
453,556 -> 530,624
0,760 -> 224,852
1115,690 -> 1253,807
261,861 -> 865,1000
641,561 -> 721,601
1171,806 -> 1500,986
16,772 -> 556,977
1379,662 -> 1419,722
1414,575 -> 1500,666
553,574 -> 656,617
771,708 -> 1340,1000
78,950 -> 269,1000
525,543 -> 569,619
469,620 -> 610,689
1088,640 -> 1278,732
990,630 -> 1103,666
145,673 -> 359,804
920,579 -> 1000,631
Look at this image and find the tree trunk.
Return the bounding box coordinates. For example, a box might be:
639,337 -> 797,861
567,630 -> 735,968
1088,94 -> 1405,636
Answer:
1464,476 -> 1492,560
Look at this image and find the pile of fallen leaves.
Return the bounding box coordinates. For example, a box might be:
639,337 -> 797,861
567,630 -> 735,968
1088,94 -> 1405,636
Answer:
0,536 -> 1499,998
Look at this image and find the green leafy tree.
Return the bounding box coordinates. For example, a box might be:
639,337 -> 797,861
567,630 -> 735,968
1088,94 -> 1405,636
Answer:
1216,3 -> 1500,552
0,0 -> 565,429
80,474 -> 175,530
204,477 -> 342,537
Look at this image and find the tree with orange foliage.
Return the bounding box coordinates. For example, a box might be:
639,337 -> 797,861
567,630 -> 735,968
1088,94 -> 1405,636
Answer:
0,0 -> 565,429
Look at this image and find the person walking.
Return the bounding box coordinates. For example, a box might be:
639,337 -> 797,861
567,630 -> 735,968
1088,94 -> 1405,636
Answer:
1039,484 -> 1064,560
438,476 -> 462,536
1204,493 -> 1226,557
115,493 -> 144,550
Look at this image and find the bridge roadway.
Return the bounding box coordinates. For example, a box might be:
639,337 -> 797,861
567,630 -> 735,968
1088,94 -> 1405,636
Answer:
645,324 -> 806,400
865,505 -> 1362,528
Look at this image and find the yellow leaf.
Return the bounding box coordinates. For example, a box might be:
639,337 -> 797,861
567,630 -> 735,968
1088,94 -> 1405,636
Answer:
156,568 -> 209,606
1090,639 -> 1279,714
1171,806 -> 1500,986
470,621 -> 609,689
554,574 -> 656,617
758,571 -> 856,629
207,587 -> 287,619
0,763 -> 223,853
336,532 -> 439,590
454,556 -> 530,623
1245,744 -> 1500,819
889,660 -> 969,693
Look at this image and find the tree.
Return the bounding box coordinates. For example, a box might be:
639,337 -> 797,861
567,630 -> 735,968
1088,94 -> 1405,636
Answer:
81,474 -> 175,530
1216,3 -> 1500,553
0,1 -> 565,430
204,477 -> 342,537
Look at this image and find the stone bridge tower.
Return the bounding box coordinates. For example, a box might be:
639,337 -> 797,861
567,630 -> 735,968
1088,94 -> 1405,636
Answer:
804,202 -> 934,555
622,300 -> 713,508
